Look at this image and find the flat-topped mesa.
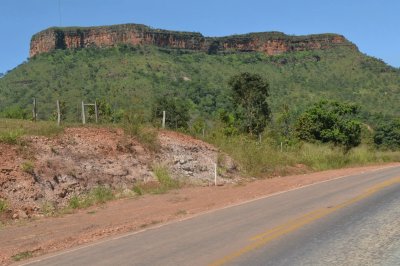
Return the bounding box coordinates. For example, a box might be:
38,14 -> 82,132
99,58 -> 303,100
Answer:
30,23 -> 356,57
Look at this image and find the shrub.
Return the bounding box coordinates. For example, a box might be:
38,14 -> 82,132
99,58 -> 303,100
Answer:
295,100 -> 361,150
0,106 -> 29,119
374,119 -> 400,150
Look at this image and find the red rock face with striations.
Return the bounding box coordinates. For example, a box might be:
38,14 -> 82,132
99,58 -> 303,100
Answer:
30,23 -> 356,57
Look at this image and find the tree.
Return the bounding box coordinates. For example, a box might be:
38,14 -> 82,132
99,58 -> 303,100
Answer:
152,95 -> 191,129
295,100 -> 361,150
228,72 -> 270,135
373,119 -> 400,150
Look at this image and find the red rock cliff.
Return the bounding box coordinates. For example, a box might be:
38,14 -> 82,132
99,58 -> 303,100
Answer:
30,23 -> 356,57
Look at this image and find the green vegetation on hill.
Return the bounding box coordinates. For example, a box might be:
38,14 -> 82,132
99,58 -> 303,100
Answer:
0,44 -> 398,126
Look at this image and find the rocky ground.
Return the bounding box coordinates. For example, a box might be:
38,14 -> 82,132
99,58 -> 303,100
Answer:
0,127 -> 237,220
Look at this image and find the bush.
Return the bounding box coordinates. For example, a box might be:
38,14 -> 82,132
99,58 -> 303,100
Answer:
374,119 -> 400,150
295,100 -> 361,150
0,106 -> 29,119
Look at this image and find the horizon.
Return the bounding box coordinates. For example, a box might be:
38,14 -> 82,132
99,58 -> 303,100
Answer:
1,0 -> 399,74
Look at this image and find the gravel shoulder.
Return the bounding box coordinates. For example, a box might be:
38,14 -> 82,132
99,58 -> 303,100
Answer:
1,163 -> 399,265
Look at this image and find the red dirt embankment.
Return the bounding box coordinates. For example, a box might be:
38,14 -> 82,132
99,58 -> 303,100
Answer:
0,126 -> 398,265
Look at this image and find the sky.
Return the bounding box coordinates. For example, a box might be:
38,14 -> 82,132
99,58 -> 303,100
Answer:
1,0 -> 399,74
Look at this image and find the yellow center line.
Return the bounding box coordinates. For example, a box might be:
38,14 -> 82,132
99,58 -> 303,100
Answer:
209,176 -> 400,266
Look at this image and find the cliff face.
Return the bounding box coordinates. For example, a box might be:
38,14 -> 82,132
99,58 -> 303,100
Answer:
30,23 -> 356,57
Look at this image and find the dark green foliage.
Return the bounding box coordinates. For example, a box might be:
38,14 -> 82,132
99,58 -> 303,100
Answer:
275,104 -> 294,142
87,99 -> 124,123
217,109 -> 239,136
374,119 -> 400,150
152,95 -> 190,129
0,106 -> 29,119
229,72 -> 270,134
295,101 -> 362,149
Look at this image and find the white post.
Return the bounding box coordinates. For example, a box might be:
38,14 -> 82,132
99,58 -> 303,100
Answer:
32,98 -> 37,122
280,142 -> 283,152
94,101 -> 98,123
162,110 -> 166,129
214,163 -> 217,186
81,101 -> 86,124
202,128 -> 205,138
56,100 -> 61,126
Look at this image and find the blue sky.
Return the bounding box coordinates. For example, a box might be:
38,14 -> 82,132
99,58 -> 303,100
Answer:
1,0 -> 399,74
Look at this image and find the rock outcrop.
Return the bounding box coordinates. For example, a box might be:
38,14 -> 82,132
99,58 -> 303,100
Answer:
30,23 -> 356,57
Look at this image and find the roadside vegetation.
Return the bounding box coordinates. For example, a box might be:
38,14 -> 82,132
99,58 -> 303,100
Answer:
68,186 -> 115,210
132,165 -> 181,195
0,118 -> 63,144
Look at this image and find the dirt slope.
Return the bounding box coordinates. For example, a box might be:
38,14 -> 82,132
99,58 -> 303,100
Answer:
0,127 -> 237,220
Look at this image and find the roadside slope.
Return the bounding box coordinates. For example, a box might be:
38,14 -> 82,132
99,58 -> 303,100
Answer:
1,163 -> 399,265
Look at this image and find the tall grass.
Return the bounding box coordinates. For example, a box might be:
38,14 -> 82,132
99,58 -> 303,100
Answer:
0,118 -> 63,144
132,165 -> 180,195
207,132 -> 400,177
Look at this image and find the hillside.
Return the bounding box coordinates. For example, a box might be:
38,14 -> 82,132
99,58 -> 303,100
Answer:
0,24 -> 399,123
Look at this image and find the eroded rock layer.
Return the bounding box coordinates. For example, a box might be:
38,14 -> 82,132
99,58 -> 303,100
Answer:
30,23 -> 356,57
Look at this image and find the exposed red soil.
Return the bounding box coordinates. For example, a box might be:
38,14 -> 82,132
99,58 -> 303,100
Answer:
1,163 -> 398,265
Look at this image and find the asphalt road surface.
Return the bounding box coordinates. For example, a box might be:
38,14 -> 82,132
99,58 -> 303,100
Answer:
22,166 -> 400,266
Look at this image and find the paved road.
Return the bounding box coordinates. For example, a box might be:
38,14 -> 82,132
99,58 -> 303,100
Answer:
22,166 -> 400,266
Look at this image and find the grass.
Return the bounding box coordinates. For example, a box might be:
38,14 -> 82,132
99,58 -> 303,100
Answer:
123,116 -> 160,152
0,199 -> 7,213
207,132 -> 400,177
21,161 -> 35,174
68,186 -> 115,210
132,165 -> 181,195
41,201 -> 56,216
0,118 -> 64,144
11,251 -> 33,261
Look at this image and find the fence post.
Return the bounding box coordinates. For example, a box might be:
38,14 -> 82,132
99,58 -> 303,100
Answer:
81,101 -> 86,124
56,100 -> 61,126
162,110 -> 166,129
94,100 -> 98,123
214,163 -> 217,186
32,98 -> 37,122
